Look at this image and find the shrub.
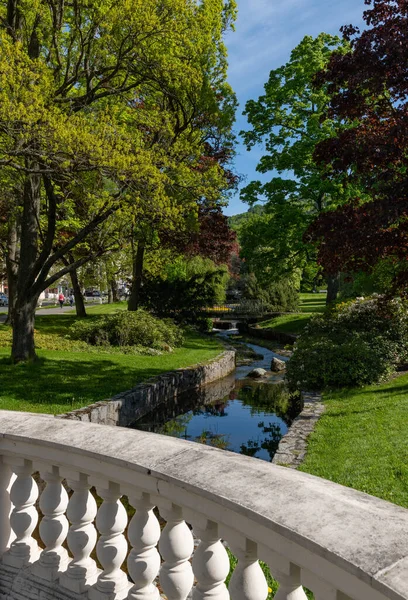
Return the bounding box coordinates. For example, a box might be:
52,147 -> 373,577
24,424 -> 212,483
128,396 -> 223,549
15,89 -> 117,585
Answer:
195,317 -> 214,333
287,296 -> 408,391
70,310 -> 184,350
140,264 -> 228,324
240,273 -> 299,312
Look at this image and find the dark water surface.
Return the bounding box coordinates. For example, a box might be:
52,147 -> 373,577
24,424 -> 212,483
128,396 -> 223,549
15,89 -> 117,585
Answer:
132,333 -> 300,462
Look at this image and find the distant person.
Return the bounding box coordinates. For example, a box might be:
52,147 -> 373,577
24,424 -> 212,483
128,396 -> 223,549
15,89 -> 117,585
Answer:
69,294 -> 74,308
58,292 -> 65,308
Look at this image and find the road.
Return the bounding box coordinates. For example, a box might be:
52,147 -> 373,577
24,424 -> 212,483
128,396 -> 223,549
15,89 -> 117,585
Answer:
0,305 -> 75,323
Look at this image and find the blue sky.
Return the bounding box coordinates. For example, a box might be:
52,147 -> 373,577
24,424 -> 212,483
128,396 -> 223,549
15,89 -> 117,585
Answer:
223,0 -> 366,216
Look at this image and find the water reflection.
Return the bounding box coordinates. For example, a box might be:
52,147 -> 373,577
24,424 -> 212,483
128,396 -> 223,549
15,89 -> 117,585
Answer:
132,378 -> 301,463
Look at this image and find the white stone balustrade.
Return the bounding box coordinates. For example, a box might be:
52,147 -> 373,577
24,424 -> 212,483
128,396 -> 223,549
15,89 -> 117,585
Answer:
1,411 -> 408,600
34,464 -> 69,581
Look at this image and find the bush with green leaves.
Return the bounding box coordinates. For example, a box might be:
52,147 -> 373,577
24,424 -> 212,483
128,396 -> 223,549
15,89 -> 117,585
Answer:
140,257 -> 229,324
240,273 -> 299,312
70,310 -> 184,350
287,296 -> 408,391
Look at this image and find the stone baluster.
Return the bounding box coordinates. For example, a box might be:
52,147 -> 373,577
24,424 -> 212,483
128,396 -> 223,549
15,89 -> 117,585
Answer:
0,456 -> 16,558
301,572 -> 351,600
258,549 -> 307,600
270,564 -> 306,599
223,530 -> 268,600
2,457 -> 40,568
88,480 -> 129,600
273,570 -> 307,600
191,517 -> 230,600
127,492 -> 161,600
59,471 -> 98,594
158,502 -> 194,600
33,465 -> 69,581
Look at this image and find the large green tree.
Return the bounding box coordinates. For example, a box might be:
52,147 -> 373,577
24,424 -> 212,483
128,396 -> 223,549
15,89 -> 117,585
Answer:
0,0 -> 236,361
240,33 -> 356,302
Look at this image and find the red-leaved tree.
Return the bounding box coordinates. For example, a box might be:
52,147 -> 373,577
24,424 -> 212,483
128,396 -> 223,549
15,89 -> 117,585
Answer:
307,0 -> 408,290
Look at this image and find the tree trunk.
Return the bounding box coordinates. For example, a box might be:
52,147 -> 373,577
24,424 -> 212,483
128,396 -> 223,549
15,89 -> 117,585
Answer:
8,0 -> 42,362
5,217 -> 19,325
70,267 -> 87,317
128,241 -> 145,311
11,164 -> 41,362
110,278 -> 119,303
326,273 -> 340,305
11,298 -> 38,362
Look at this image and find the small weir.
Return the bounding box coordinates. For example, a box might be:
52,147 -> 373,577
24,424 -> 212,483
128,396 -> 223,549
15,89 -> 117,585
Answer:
132,328 -> 300,462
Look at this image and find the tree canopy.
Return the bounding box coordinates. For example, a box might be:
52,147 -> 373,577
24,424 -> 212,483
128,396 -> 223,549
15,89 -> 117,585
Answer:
308,0 -> 408,291
0,0 -> 237,361
239,33 -> 353,299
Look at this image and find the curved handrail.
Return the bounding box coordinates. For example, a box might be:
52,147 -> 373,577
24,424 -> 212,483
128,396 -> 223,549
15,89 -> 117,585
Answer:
1,410 -> 408,599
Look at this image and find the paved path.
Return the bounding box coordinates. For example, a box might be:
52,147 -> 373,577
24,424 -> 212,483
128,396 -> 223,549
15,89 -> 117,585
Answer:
0,305 -> 75,323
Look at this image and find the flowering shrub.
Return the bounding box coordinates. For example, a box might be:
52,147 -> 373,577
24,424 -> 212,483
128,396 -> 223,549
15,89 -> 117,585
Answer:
287,296 -> 408,391
70,309 -> 184,350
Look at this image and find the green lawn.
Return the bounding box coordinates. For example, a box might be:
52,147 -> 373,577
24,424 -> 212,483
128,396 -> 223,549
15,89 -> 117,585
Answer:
258,313 -> 313,335
256,292 -> 327,336
299,292 -> 327,313
300,375 -> 408,509
0,305 -> 223,415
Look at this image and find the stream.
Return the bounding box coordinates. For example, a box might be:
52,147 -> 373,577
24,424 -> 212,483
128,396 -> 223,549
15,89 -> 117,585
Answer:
132,329 -> 300,462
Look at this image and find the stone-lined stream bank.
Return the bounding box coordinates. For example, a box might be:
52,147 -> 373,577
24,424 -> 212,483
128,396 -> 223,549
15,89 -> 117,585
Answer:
60,326 -> 324,465
132,329 -> 318,463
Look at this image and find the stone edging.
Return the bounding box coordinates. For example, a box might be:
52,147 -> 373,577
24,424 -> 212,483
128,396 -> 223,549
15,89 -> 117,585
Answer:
57,350 -> 235,427
272,391 -> 324,468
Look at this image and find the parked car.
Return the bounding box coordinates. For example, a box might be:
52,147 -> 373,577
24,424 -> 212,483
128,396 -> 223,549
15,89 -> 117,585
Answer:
0,294 -> 8,306
84,290 -> 101,297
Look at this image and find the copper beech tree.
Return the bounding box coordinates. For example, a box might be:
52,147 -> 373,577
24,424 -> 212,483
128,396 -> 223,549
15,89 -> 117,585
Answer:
308,0 -> 408,290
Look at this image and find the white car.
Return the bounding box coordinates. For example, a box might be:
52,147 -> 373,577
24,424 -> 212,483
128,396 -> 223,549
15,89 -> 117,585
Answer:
0,294 -> 8,306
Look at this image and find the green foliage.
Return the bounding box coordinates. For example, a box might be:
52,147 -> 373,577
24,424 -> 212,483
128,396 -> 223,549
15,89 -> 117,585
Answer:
241,273 -> 298,312
1,0 -> 238,362
239,33 -> 357,285
195,317 -> 214,333
70,310 -> 184,350
339,259 -> 400,299
228,204 -> 264,233
141,256 -> 229,323
287,297 -> 408,391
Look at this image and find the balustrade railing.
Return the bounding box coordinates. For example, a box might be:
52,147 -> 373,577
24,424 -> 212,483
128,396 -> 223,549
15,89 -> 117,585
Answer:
1,410 -> 408,600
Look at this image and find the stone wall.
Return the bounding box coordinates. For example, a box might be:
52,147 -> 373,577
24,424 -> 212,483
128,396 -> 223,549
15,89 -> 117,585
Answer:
57,350 -> 235,427
272,391 -> 324,468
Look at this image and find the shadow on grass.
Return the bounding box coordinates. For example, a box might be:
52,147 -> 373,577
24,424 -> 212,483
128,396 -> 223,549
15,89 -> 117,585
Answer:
0,355 -> 169,410
358,383 -> 408,397
322,406 -> 379,418
34,313 -> 93,336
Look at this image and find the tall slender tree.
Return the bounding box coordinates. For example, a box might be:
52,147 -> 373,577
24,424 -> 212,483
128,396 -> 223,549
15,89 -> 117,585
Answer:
240,34 -> 355,302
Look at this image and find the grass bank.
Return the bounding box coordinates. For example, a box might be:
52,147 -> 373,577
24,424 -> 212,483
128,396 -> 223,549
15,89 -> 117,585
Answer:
256,292 -> 327,336
0,304 -> 223,415
257,313 -> 312,335
300,374 -> 408,509
299,292 -> 327,313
